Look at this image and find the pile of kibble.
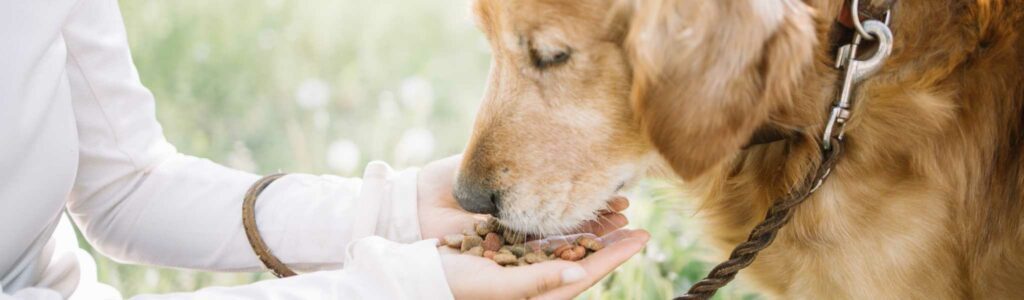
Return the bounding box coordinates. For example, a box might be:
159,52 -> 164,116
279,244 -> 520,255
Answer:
438,219 -> 604,266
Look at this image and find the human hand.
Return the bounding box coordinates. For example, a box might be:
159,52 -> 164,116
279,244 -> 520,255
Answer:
438,229 -> 650,300
416,155 -> 632,240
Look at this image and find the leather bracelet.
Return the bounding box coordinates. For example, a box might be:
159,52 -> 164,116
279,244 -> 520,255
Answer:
242,173 -> 297,278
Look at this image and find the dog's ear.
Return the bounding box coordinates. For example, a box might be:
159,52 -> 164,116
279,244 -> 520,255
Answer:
625,0 -> 818,180
603,0 -> 635,44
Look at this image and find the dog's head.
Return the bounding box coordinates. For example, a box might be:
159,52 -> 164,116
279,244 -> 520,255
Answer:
456,0 -> 820,235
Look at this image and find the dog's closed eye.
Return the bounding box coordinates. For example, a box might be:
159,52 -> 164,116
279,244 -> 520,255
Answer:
529,47 -> 572,70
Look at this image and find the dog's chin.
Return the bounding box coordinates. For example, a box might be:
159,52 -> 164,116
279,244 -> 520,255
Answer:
498,212 -> 592,238
496,162 -> 649,237
497,192 -> 626,237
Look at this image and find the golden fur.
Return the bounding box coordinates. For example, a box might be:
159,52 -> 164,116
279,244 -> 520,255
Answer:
457,0 -> 1024,298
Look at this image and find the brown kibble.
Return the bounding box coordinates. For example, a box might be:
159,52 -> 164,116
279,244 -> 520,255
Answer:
446,222 -> 600,266
461,235 -> 483,252
443,234 -> 464,249
466,246 -> 484,257
503,229 -> 525,245
523,251 -> 549,264
576,236 -> 604,251
552,244 -> 573,257
506,245 -> 528,257
493,253 -> 517,265
475,220 -> 495,236
482,232 -> 504,252
559,245 -> 586,261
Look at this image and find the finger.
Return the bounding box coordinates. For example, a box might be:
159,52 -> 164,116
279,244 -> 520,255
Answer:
502,260 -> 588,299
437,246 -> 461,255
523,233 -> 598,252
596,228 -> 637,243
532,230 -> 651,300
522,228 -> 638,254
606,196 -> 630,212
595,196 -> 630,214
575,212 -> 628,236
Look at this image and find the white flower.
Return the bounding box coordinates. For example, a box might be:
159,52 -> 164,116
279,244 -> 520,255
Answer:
295,78 -> 331,110
394,127 -> 435,166
399,77 -> 434,114
327,139 -> 361,174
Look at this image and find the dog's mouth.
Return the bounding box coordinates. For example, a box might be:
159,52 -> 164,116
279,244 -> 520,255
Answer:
497,179 -> 633,238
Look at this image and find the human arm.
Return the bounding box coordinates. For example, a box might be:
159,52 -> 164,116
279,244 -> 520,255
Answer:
62,0 -> 419,272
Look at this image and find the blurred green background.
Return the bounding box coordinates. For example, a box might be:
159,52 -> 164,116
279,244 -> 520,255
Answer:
80,0 -> 760,298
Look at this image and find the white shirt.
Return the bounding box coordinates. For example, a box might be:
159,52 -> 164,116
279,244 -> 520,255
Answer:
0,0 -> 453,299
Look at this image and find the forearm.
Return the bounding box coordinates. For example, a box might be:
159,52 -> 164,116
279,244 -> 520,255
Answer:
69,153 -> 421,272
129,238 -> 452,300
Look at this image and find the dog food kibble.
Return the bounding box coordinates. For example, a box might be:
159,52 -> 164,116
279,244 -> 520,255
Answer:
506,245 -> 528,257
461,235 -> 483,252
551,244 -> 573,258
482,232 -> 503,251
523,251 -> 549,264
442,234 -> 464,249
475,220 -> 495,236
559,245 -> 587,261
503,229 -> 526,245
438,219 -> 604,267
493,253 -> 518,265
576,236 -> 604,251
466,246 -> 484,257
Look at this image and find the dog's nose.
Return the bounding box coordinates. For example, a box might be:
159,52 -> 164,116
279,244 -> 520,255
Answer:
453,177 -> 501,216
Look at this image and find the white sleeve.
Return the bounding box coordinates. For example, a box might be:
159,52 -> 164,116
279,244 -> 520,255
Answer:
0,240 -> 452,300
0,289 -> 63,300
131,238 -> 453,300
62,0 -> 424,273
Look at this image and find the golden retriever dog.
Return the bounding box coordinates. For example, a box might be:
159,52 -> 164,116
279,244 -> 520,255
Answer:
453,0 -> 1024,298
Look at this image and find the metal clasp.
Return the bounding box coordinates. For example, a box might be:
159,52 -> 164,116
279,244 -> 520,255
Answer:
821,17 -> 893,151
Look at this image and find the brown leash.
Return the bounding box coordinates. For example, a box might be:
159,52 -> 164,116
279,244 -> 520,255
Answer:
676,139 -> 842,300
242,173 -> 298,278
676,0 -> 895,298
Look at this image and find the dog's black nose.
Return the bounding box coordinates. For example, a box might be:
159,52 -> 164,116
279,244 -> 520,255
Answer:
453,177 -> 501,216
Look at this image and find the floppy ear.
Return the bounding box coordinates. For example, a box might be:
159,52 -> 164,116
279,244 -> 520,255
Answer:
625,0 -> 818,180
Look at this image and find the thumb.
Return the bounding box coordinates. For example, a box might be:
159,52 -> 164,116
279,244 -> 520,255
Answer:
502,261 -> 588,299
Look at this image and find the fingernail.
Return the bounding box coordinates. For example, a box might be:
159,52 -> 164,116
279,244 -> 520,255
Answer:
561,266 -> 587,283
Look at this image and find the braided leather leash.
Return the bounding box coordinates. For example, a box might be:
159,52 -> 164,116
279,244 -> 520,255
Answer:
676,139 -> 842,300
676,0 -> 895,298
242,173 -> 297,278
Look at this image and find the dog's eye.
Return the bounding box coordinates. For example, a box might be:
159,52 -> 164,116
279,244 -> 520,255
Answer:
529,48 -> 572,70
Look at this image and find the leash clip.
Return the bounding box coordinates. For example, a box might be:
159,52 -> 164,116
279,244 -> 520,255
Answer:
822,18 -> 893,150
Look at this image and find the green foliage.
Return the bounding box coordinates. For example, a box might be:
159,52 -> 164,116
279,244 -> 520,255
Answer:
84,0 -> 761,298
